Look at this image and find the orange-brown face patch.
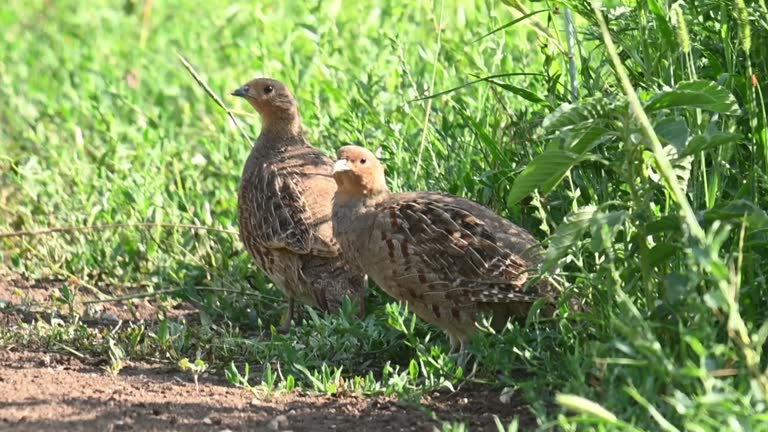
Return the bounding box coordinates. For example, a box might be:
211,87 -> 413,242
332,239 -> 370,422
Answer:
333,146 -> 388,199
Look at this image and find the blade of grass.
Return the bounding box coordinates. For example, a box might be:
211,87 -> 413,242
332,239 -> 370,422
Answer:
411,72 -> 543,102
414,0 -> 444,177
472,9 -> 549,43
591,2 -> 705,243
176,53 -> 252,145
498,0 -> 565,53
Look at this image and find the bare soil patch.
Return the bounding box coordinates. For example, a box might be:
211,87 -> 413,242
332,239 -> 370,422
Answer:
0,269 -> 535,431
0,267 -> 194,324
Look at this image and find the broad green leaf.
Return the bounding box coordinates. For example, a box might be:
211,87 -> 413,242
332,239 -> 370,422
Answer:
645,215 -> 681,235
702,200 -> 768,226
545,206 -> 627,265
682,131 -> 743,157
590,210 -> 627,251
645,80 -> 741,114
542,98 -> 619,132
654,117 -> 689,153
649,243 -> 680,268
543,205 -> 596,265
506,150 -> 583,205
568,125 -> 614,155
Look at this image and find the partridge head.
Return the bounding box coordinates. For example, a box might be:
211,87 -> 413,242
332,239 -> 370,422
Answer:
232,78 -> 301,135
332,146 -> 388,200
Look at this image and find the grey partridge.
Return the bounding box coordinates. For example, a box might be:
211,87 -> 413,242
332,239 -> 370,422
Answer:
331,145 -> 563,356
232,78 -> 366,332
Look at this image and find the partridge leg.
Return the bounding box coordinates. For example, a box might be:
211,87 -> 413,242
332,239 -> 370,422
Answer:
448,335 -> 471,368
456,339 -> 470,369
356,275 -> 368,318
278,297 -> 295,334
448,333 -> 461,355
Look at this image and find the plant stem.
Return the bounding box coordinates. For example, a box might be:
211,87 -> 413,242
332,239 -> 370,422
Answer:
591,2 -> 705,243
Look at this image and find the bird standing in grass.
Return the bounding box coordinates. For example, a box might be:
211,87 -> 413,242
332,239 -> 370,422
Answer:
231,78 -> 366,332
331,145 -> 566,359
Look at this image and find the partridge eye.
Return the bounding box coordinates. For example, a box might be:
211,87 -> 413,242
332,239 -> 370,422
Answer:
264,85 -> 274,94
360,158 -> 367,165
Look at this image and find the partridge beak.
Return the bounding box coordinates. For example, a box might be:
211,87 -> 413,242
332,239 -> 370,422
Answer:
231,86 -> 248,97
332,159 -> 351,174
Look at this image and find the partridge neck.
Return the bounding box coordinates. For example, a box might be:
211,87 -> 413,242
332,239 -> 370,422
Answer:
334,189 -> 388,207
258,110 -> 304,143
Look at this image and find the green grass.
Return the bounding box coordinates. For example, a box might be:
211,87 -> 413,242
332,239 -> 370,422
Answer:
2,0 -> 768,430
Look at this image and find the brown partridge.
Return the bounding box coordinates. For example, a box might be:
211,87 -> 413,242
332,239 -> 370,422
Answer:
232,78 -> 366,332
331,146 -> 562,356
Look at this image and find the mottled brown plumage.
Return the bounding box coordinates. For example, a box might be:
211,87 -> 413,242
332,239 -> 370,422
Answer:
331,146 -> 563,355
232,79 -> 366,331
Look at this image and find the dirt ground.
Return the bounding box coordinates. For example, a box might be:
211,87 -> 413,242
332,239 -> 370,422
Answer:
0,269 -> 535,431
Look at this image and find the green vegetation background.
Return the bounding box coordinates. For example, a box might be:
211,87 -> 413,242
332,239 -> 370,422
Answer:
2,0 -> 767,430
